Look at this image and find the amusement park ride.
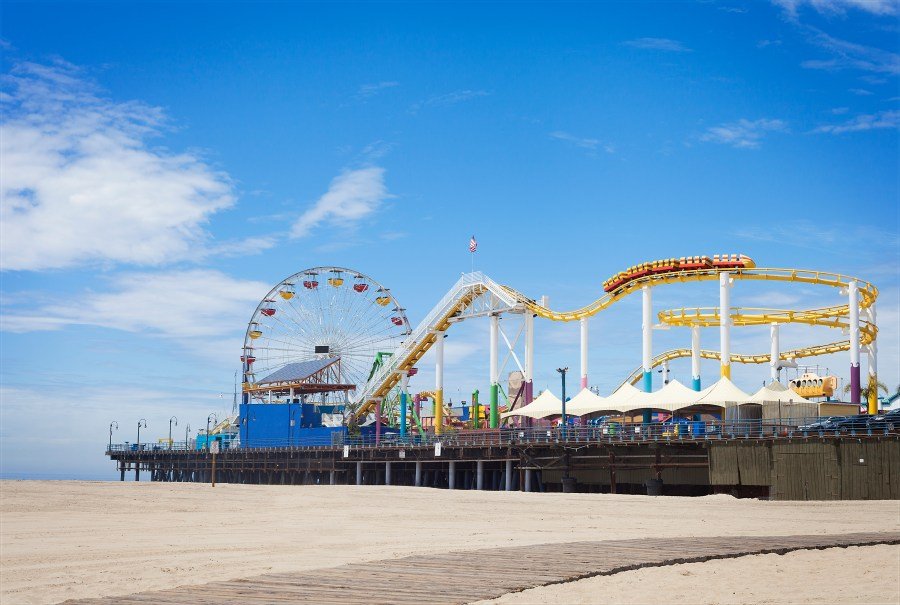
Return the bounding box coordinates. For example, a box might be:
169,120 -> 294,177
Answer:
235,255 -> 880,446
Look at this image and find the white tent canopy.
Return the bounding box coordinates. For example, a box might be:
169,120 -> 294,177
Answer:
501,389 -> 562,419
637,379 -> 706,412
565,388 -> 609,416
749,381 -> 815,405
692,377 -> 752,407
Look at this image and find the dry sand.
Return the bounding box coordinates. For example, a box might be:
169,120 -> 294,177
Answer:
475,545 -> 900,605
1,481 -> 898,604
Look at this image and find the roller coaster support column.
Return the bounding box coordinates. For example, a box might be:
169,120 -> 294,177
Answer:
399,371 -> 409,441
375,397 -> 381,446
642,286 -> 652,392
691,325 -> 701,391
867,302 -> 877,414
580,318 -> 589,389
719,273 -> 732,379
524,313 -> 535,428
770,323 -> 780,383
435,331 -> 445,435
641,286 -> 653,424
490,314 -> 500,429
849,281 -> 861,406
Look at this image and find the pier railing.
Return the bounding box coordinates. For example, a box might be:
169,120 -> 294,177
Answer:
107,414 -> 897,453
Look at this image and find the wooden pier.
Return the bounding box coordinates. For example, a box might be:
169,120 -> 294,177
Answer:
107,432 -> 900,500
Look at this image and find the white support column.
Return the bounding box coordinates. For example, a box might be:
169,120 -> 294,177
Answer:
329,470 -> 335,485
356,462 -> 362,486
641,286 -> 652,392
505,460 -> 514,491
414,461 -> 422,487
580,317 -> 589,389
690,325 -> 701,391
719,272 -> 732,379
448,460 -> 456,490
661,360 -> 670,385
524,469 -> 532,492
385,462 -> 392,485
489,314 -> 500,429
770,323 -> 780,383
524,312 -> 535,405
849,280 -> 861,405
476,460 -> 485,490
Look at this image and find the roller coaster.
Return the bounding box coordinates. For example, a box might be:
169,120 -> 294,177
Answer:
353,254 -> 879,425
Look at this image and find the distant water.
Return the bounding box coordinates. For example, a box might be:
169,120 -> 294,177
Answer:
0,471 -> 117,481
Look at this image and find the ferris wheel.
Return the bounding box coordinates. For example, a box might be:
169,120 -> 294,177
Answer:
241,267 -> 411,407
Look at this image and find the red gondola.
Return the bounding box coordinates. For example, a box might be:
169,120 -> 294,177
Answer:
303,280 -> 319,289
260,308 -> 276,317
353,283 -> 369,293
240,355 -> 256,365
391,317 -> 404,326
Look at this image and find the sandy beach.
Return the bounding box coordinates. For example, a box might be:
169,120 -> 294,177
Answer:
1,481 -> 898,604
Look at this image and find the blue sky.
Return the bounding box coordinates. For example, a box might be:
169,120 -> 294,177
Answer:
1,0 -> 898,479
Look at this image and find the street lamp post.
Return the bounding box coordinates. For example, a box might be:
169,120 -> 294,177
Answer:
556,367 -> 569,431
184,423 -> 191,450
136,419 -> 147,449
108,421 -> 119,451
206,413 -> 218,452
168,416 -> 178,450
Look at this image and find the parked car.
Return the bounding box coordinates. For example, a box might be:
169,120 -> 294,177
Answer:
867,409 -> 900,431
797,416 -> 845,432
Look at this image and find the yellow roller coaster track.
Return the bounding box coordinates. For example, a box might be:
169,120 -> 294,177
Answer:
503,267 -> 877,321
357,264 -> 878,416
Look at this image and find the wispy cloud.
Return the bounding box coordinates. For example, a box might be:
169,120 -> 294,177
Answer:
0,59 -> 236,272
699,118 -> 788,149
549,130 -> 615,153
773,0 -> 898,17
757,39 -> 783,48
849,87 -> 874,95
735,220 -> 899,250
623,38 -> 692,52
357,81 -> 399,99
409,89 -> 490,112
799,29 -> 900,75
813,109 -> 900,133
290,166 -> 392,238
0,269 -> 268,340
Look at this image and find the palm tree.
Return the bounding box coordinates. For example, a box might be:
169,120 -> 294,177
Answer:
843,379 -> 888,402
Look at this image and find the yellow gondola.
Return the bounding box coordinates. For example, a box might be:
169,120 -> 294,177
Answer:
375,296 -> 391,306
328,277 -> 344,287
249,329 -> 262,339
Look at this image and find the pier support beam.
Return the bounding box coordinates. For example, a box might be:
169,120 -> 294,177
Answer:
524,469 -> 532,492
489,315 -> 500,429
385,461 -> 392,486
415,461 -> 422,487
719,272 -> 732,379
849,280 -> 861,405
356,461 -> 363,486
691,325 -> 701,390
135,464 -> 140,482
329,470 -> 336,485
476,460 -> 485,490
448,460 -> 456,489
505,460 -> 513,491
580,317 -> 589,389
434,331 -> 445,435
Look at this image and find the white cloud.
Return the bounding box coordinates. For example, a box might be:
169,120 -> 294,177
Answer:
290,166 -> 392,238
799,30 -> 900,75
773,0 -> 898,17
0,269 -> 269,341
409,90 -> 490,112
549,131 -> 615,153
623,38 -> 692,52
814,109 -> 900,133
699,118 -> 787,149
848,87 -> 874,95
0,60 -> 236,271
357,81 -> 399,99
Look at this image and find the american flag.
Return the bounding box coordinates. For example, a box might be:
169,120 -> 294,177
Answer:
469,236 -> 477,253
